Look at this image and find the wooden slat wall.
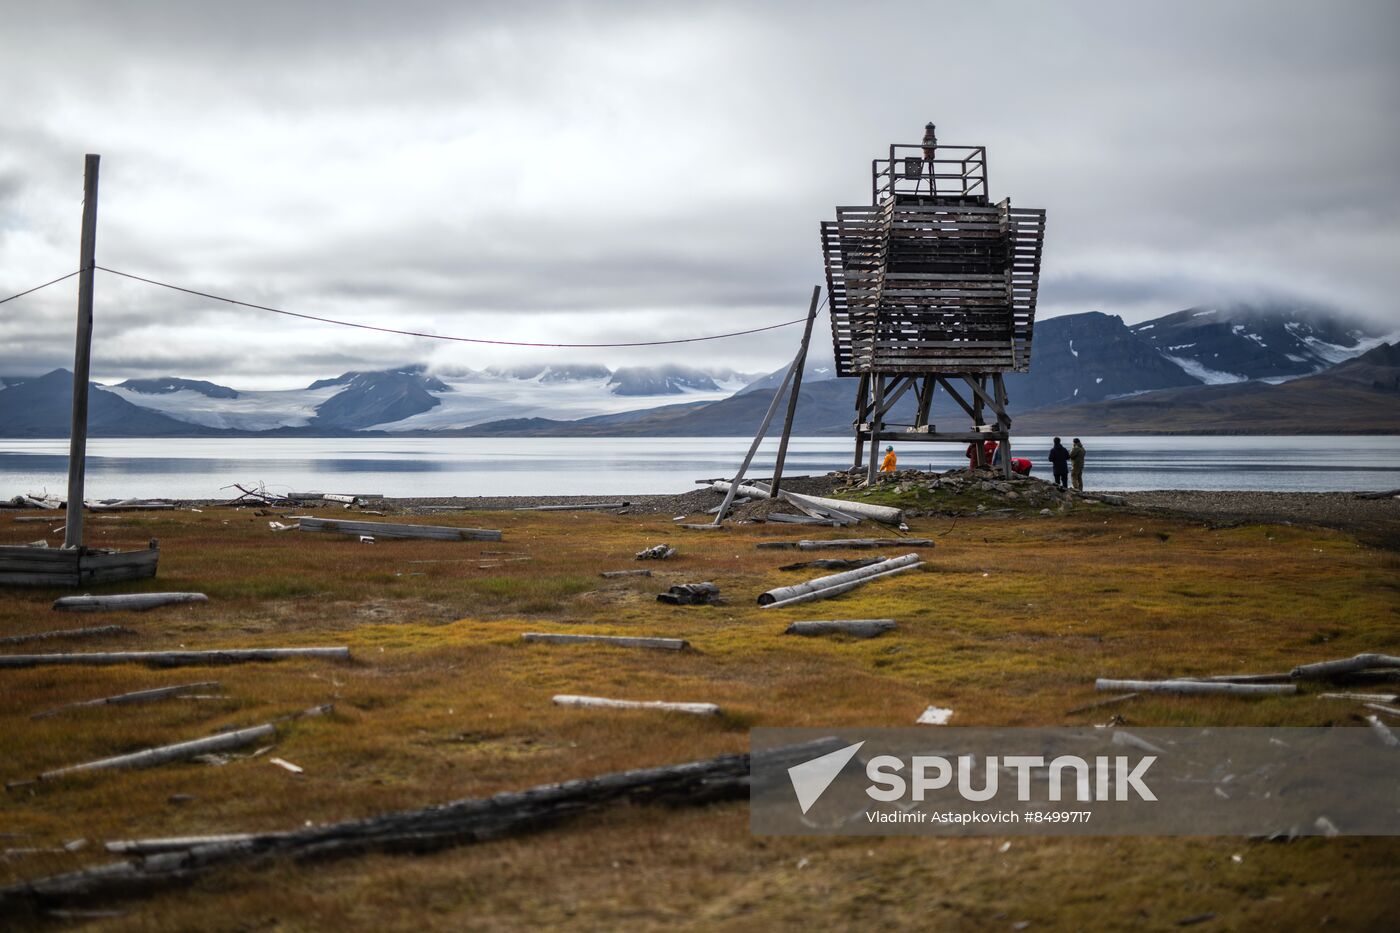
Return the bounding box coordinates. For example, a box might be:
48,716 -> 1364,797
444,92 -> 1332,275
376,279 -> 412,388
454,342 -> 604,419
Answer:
820,173 -> 1045,376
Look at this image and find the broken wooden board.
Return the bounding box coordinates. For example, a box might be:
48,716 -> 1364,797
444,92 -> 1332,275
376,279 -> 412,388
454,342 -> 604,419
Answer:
758,554 -> 921,606
0,647 -> 351,669
796,538 -> 932,551
0,740 -> 842,913
521,633 -> 688,651
52,592 -> 207,613
0,544 -> 159,588
0,625 -> 132,646
1094,678 -> 1297,696
1291,653 -> 1400,680
552,694 -> 719,715
297,517 -> 500,542
35,723 -> 276,781
784,619 -> 897,638
31,682 -> 221,720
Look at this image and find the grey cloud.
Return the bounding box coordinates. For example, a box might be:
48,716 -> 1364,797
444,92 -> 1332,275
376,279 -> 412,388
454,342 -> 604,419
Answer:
1,0 -> 1396,387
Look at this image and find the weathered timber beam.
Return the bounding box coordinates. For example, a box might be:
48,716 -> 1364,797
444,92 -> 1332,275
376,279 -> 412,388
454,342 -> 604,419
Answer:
1290,653 -> 1400,680
1094,679 -> 1297,696
0,625 -> 132,646
522,634 -> 688,651
31,682 -> 221,720
36,723 -> 276,781
52,593 -> 207,613
552,695 -> 719,715
0,647 -> 351,669
0,740 -> 842,914
784,619 -> 897,638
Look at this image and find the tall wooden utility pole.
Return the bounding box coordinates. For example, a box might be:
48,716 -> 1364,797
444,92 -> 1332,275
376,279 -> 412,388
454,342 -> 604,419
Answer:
64,154 -> 100,550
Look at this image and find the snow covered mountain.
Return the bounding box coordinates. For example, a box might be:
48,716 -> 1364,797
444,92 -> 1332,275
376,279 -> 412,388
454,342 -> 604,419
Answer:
1128,304 -> 1395,385
92,363 -> 758,433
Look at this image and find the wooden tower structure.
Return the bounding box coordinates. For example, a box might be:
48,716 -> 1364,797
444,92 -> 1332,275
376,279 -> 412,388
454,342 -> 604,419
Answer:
821,123 -> 1046,479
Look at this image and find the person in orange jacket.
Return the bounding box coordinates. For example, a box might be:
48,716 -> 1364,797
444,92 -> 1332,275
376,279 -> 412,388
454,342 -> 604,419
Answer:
880,445 -> 897,473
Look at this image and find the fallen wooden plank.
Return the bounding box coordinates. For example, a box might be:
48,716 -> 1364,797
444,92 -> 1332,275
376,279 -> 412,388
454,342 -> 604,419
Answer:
599,569 -> 651,579
778,557 -> 886,572
0,647 -> 351,669
766,513 -> 837,526
758,554 -> 922,606
522,633 -> 688,651
1065,693 -> 1141,716
760,560 -> 925,610
795,538 -> 933,551
552,694 -> 719,715
0,625 -> 132,646
85,501 -> 173,512
1291,653 -> 1400,680
297,517 -> 501,542
1094,678 -> 1297,696
1318,692 -> 1400,704
1364,702 -> 1400,718
784,619 -> 896,638
31,682 -> 221,720
52,592 -> 207,613
0,740 -> 841,913
708,481 -> 905,525
513,501 -> 629,512
104,834 -> 255,856
676,523 -> 723,531
1188,673 -> 1294,685
36,723 -> 276,781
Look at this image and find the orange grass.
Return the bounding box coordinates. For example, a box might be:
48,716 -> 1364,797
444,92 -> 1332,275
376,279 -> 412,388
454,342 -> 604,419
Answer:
0,502 -> 1397,930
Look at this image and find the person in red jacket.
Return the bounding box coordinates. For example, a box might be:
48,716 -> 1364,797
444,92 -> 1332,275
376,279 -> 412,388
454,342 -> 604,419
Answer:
965,440 -> 999,469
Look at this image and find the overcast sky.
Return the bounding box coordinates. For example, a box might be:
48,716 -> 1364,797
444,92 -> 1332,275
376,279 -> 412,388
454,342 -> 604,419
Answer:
2,0 -> 1397,389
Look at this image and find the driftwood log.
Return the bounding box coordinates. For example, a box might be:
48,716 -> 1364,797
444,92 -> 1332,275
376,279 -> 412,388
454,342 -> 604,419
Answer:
31,682 -> 221,720
778,557 -> 886,572
758,554 -> 922,608
0,647 -> 351,669
784,619 -> 897,638
1290,653 -> 1400,680
1065,693 -> 1141,716
552,695 -> 719,715
0,625 -> 131,646
600,569 -> 651,579
1094,678 -> 1297,696
36,724 -> 276,781
521,633 -> 688,651
0,740 -> 840,914
52,593 -> 207,613
297,517 -> 501,542
707,481 -> 904,525
513,502 -> 629,512
754,538 -> 933,552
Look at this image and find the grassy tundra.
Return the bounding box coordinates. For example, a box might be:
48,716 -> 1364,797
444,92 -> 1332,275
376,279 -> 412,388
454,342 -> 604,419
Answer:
1,499 -> 1397,930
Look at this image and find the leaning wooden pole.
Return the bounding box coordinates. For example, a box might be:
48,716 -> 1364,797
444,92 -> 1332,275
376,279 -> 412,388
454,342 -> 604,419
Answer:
711,319 -> 804,526
64,154 -> 100,551
769,285 -> 822,498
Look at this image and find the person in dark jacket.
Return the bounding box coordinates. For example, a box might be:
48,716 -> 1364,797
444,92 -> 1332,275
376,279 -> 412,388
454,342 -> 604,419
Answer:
1049,437 -> 1070,489
1069,438 -> 1086,491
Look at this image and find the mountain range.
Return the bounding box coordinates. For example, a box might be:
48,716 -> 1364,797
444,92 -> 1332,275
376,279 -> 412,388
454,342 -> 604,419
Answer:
2,303 -> 1396,437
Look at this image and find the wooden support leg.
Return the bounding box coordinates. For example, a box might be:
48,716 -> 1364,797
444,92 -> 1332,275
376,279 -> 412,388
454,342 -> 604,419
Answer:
993,373 -> 1012,478
970,376 -> 986,467
851,374 -> 870,470
866,376 -> 884,484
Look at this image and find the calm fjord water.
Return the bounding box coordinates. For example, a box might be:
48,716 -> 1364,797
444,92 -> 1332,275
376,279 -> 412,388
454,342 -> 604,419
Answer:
1,436 -> 1397,500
